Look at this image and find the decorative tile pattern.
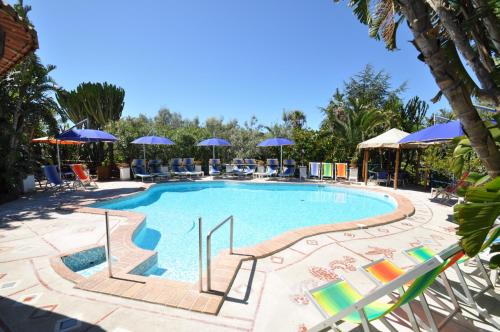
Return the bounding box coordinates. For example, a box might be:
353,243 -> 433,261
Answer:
365,246 -> 396,259
0,280 -> 18,290
55,317 -> 81,332
306,239 -> 318,246
270,256 -> 284,264
29,304 -> 58,319
16,293 -> 41,306
309,256 -> 356,282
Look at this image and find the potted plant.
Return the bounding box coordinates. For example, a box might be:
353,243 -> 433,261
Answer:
96,159 -> 111,181
117,162 -> 130,180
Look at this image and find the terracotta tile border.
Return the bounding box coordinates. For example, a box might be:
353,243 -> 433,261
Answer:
50,179 -> 414,315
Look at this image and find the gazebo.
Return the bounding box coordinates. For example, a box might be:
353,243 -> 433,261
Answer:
357,128 -> 426,189
0,1 -> 38,76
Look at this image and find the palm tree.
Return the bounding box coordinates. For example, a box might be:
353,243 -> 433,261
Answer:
0,54 -> 59,197
283,110 -> 307,130
338,0 -> 500,176
321,98 -> 387,161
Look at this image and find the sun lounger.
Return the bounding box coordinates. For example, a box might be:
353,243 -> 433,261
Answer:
309,162 -> 321,178
253,165 -> 267,178
231,158 -> 253,177
183,158 -> 203,177
244,158 -> 257,176
170,158 -> 189,177
43,165 -> 72,190
430,172 -> 469,202
361,258 -> 459,331
148,159 -> 169,180
404,230 -> 500,330
322,162 -> 333,180
265,159 -> 279,177
307,243 -> 464,332
131,159 -> 154,182
209,159 -> 222,176
279,159 -> 296,178
71,164 -> 97,190
335,163 -> 348,181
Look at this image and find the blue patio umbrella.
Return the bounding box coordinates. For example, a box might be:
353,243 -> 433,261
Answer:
55,128 -> 118,178
131,135 -> 175,160
257,137 -> 295,172
399,120 -> 464,144
197,137 -> 231,159
56,128 -> 118,142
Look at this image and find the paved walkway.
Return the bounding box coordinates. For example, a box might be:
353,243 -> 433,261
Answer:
0,180 -> 498,331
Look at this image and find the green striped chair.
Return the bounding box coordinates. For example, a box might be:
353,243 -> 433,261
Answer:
307,244 -> 465,332
322,162 -> 333,180
404,228 -> 500,330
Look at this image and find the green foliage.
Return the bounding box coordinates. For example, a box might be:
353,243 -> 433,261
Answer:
455,176 -> 500,265
452,114 -> 500,176
56,82 -> 125,129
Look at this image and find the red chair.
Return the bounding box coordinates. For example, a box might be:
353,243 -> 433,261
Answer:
71,164 -> 98,190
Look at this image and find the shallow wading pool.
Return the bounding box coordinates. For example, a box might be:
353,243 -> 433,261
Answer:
94,182 -> 397,282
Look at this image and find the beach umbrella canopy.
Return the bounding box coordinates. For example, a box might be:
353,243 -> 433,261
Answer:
257,137 -> 295,172
32,136 -> 83,145
197,137 -> 231,159
399,120 -> 464,144
131,135 -> 175,160
53,128 -> 118,178
56,128 -> 118,142
257,137 -> 294,147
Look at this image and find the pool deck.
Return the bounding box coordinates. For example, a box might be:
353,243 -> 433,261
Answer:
0,178 -> 498,331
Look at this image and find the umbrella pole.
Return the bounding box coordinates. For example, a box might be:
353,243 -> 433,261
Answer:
280,145 -> 283,174
213,145 -> 215,159
57,140 -> 62,180
143,144 -> 146,161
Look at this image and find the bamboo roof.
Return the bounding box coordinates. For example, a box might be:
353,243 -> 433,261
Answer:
0,1 -> 38,76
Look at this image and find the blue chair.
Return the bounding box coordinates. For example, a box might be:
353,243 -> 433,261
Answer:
244,158 -> 257,175
170,158 -> 189,177
209,159 -> 222,176
309,162 -> 321,178
280,159 -> 296,178
43,165 -> 71,190
148,160 -> 169,180
131,159 -> 154,182
369,170 -> 389,186
183,158 -> 203,177
231,158 -> 252,177
265,159 -> 279,177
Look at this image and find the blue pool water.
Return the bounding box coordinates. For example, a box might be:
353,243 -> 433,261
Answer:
94,182 -> 396,282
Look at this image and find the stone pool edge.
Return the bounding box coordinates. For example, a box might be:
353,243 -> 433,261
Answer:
50,181 -> 414,315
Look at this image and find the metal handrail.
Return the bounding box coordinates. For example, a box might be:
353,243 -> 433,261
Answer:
206,215 -> 234,291
198,217 -> 203,292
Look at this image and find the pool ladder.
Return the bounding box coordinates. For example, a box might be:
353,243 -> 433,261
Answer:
198,215 -> 234,292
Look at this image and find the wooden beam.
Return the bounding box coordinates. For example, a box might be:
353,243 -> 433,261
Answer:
0,26 -> 4,58
394,148 -> 400,190
363,149 -> 369,185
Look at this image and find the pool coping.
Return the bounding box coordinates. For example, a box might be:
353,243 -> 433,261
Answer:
50,179 -> 414,315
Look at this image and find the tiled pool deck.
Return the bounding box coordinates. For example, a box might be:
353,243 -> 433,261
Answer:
0,178 -> 498,331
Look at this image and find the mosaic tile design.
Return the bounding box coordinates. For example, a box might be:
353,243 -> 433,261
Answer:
55,317 -> 81,332
0,280 -> 18,290
30,304 -> 58,319
16,293 -> 41,306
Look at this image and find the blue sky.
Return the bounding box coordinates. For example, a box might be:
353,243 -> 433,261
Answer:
20,0 -> 449,129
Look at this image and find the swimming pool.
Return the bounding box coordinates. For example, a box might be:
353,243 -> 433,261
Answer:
94,182 -> 397,282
